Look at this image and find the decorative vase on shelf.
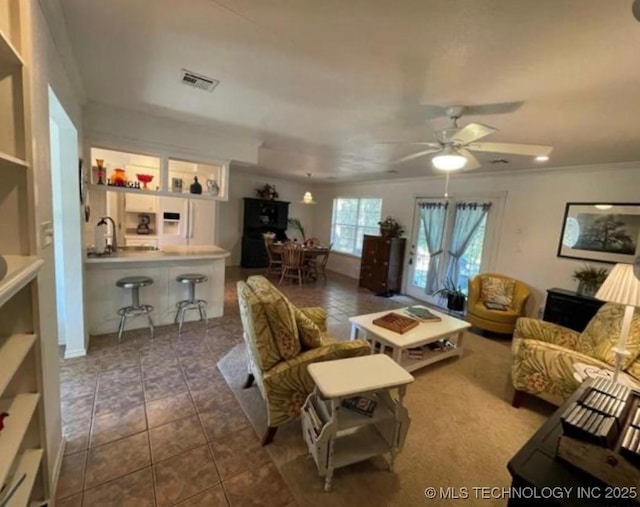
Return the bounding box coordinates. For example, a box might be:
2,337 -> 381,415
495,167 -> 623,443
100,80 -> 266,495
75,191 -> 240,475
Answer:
206,179 -> 219,197
110,168 -> 127,186
190,176 -> 202,195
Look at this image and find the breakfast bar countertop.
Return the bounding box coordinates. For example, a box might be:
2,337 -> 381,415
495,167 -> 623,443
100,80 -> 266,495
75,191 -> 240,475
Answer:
84,246 -> 230,264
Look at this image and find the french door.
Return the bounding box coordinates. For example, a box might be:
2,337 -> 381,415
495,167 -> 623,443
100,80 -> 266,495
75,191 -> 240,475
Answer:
405,196 -> 502,304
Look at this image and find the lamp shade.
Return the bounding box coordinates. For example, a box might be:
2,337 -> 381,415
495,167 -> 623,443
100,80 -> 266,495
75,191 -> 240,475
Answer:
595,263 -> 640,307
432,147 -> 467,171
300,191 -> 316,205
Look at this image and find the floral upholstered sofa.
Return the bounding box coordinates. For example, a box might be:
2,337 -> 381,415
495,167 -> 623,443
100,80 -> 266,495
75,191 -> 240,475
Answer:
237,275 -> 370,444
511,303 -> 640,407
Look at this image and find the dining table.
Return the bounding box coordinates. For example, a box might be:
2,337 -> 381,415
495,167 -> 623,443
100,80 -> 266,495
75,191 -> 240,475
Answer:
268,242 -> 329,281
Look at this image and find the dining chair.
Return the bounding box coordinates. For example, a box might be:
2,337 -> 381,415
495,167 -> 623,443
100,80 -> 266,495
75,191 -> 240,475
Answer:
305,243 -> 332,282
280,242 -> 305,287
316,243 -> 333,281
263,236 -> 282,277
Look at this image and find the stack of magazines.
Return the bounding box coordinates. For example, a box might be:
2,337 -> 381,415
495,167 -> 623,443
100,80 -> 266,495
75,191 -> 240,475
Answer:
405,306 -> 441,322
304,402 -> 324,437
342,396 -> 377,417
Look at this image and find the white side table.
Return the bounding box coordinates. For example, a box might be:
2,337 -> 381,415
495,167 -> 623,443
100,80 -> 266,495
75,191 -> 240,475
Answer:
302,354 -> 414,491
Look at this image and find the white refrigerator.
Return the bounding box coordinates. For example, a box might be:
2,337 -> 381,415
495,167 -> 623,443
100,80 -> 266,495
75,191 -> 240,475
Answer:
159,196 -> 216,247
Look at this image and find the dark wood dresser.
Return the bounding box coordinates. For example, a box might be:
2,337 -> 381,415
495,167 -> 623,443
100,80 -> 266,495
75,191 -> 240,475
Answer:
543,288 -> 605,333
358,235 -> 406,295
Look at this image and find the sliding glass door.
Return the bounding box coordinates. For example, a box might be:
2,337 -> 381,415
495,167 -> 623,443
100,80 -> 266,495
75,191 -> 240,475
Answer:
406,196 -> 500,304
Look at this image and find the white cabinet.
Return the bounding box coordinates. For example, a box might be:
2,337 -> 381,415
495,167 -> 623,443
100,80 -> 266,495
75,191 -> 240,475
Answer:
125,193 -> 157,213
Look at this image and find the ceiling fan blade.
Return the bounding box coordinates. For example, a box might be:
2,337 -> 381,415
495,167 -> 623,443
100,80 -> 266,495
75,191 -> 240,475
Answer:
458,148 -> 481,170
394,148 -> 441,164
452,123 -> 497,144
634,0 -> 640,22
463,101 -> 525,116
377,141 -> 440,147
467,142 -> 553,157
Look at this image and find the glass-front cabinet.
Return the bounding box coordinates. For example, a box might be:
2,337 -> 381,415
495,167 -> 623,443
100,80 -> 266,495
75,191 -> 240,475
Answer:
88,147 -> 229,201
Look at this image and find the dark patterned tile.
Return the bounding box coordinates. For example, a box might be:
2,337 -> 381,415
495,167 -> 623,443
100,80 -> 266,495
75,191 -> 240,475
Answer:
94,389 -> 145,417
141,361 -> 182,381
99,365 -> 142,384
144,374 -> 188,402
209,426 -> 270,480
223,462 -> 294,506
90,404 -> 147,447
153,445 -> 220,507
190,385 -> 235,413
97,379 -> 143,402
146,392 -> 196,428
56,492 -> 83,507
85,432 -> 151,488
176,485 -> 228,506
56,451 -> 86,499
198,401 -> 250,441
149,415 -> 206,462
82,467 -> 155,507
62,394 -> 95,423
63,418 -> 91,455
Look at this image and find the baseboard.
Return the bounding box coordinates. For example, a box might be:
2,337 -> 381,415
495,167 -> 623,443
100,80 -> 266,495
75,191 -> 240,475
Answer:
64,347 -> 86,359
51,437 -> 66,499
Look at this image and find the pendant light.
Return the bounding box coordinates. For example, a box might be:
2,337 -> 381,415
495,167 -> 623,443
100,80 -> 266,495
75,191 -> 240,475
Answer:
300,173 -> 317,204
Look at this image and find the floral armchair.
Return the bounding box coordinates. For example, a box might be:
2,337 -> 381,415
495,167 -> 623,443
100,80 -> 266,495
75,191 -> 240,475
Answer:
237,275 -> 370,444
511,303 -> 640,407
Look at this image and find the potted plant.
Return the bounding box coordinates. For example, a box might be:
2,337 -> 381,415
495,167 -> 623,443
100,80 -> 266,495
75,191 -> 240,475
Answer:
572,264 -> 608,297
433,279 -> 466,312
287,217 -> 306,242
378,216 -> 405,238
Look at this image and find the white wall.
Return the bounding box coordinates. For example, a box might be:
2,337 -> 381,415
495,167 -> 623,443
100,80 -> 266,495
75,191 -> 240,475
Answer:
29,0 -> 84,493
218,171 -> 317,265
313,163 -> 640,315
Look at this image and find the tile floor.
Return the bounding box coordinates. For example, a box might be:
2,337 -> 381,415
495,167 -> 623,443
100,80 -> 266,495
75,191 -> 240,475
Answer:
57,267 -> 413,506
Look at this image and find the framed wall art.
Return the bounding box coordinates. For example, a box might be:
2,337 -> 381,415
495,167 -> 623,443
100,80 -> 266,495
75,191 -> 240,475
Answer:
557,202 -> 640,264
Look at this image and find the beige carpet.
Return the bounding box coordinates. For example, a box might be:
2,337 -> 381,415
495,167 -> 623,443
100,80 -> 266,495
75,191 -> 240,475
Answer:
218,332 -> 554,507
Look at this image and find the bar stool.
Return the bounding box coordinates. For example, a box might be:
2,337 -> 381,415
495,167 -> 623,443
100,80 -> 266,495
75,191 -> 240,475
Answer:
116,276 -> 154,342
175,273 -> 208,333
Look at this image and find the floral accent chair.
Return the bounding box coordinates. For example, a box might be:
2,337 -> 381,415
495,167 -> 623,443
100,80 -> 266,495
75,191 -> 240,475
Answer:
237,275 -> 370,444
511,303 -> 640,407
467,273 -> 531,335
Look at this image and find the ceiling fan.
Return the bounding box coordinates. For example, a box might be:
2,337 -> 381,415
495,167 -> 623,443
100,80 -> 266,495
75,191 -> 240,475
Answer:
384,106 -> 553,171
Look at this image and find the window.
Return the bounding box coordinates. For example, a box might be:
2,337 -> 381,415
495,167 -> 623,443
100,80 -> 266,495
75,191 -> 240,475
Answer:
331,198 -> 382,256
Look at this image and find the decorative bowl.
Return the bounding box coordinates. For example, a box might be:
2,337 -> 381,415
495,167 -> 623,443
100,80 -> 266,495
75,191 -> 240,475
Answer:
136,174 -> 154,189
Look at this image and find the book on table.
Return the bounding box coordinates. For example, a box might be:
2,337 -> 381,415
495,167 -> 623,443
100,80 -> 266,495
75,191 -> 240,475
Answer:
483,301 -> 508,311
342,396 -> 377,417
405,305 -> 442,322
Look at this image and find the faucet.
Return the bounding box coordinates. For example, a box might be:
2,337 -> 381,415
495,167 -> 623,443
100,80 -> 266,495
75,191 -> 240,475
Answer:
97,216 -> 118,253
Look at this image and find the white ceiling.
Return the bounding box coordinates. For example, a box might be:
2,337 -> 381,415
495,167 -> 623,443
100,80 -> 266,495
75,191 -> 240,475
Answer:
59,0 -> 640,181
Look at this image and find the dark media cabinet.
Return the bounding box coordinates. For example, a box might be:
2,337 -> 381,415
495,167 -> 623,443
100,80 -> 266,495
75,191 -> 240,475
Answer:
543,288 -> 604,333
240,198 -> 290,268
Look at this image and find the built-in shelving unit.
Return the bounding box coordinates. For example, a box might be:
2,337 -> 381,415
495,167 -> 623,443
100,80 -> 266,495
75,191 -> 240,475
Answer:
0,2 -> 49,505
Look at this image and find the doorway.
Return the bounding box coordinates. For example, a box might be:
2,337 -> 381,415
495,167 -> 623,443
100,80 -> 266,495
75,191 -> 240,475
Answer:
406,195 -> 504,306
49,87 -> 86,357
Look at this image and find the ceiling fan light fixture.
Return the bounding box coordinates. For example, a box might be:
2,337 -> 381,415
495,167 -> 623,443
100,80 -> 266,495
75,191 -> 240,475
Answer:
535,155 -> 550,162
432,147 -> 467,171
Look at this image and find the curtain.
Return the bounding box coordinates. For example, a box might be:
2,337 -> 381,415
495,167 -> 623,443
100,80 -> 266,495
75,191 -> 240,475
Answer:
418,202 -> 448,295
442,202 -> 492,289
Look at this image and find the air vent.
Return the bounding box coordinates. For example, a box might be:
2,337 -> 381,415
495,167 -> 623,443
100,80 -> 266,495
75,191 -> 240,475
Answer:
386,169 -> 399,174
489,158 -> 509,164
180,69 -> 219,92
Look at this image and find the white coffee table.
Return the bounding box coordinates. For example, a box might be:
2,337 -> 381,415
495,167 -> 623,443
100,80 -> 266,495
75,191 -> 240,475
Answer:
349,307 -> 471,372
303,355 -> 414,491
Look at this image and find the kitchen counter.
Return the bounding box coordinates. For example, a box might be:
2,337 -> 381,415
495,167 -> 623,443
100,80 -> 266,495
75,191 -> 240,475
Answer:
85,247 -> 229,264
84,246 -> 230,336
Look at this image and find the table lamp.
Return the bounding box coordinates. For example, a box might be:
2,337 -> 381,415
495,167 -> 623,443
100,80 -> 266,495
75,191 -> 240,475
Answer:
595,263 -> 640,383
